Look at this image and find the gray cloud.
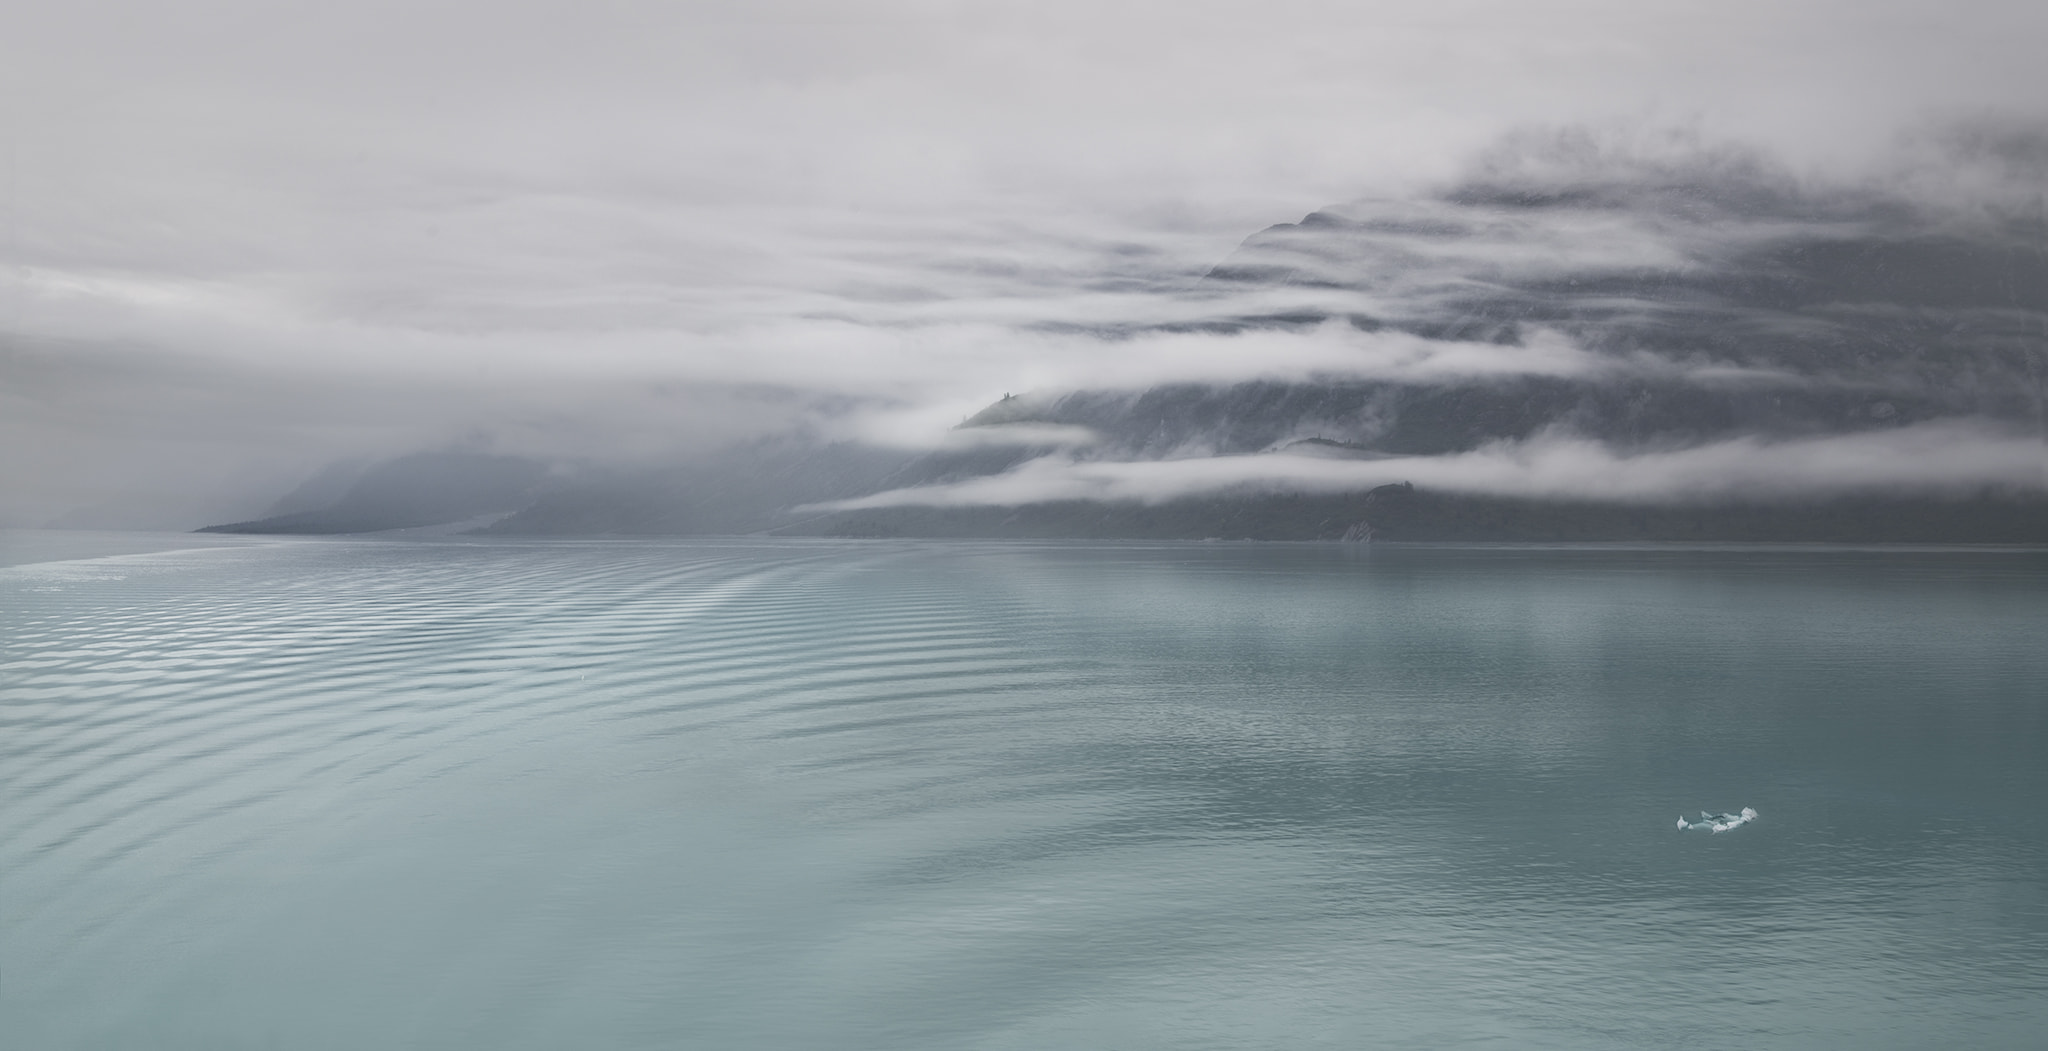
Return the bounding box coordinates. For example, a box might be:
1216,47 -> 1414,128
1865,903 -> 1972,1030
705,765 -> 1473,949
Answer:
806,421 -> 2048,511
4,2 -> 2046,526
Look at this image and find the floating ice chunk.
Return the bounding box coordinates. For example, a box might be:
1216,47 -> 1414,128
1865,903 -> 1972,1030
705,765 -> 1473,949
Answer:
1677,806 -> 1757,833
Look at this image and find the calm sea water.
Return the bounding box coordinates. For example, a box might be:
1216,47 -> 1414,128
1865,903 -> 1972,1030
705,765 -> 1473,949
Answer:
4,531 -> 2046,1049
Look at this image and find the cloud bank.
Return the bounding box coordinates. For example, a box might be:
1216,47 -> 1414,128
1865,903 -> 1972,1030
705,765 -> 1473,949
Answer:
4,2 -> 2046,526
808,421 -> 2048,511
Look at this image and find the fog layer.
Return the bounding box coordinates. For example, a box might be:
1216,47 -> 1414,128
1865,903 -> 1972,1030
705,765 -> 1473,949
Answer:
3,3 -> 2045,528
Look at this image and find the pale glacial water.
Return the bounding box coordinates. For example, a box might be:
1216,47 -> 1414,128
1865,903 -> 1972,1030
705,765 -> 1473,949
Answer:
4,532 -> 2046,1050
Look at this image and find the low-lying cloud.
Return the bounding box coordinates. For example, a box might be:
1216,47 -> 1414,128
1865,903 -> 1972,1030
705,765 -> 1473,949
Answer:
5,1 -> 2046,527
807,421 -> 2048,510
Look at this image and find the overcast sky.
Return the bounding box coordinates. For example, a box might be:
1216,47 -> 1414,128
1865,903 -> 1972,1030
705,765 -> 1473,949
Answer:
4,0 -> 2046,526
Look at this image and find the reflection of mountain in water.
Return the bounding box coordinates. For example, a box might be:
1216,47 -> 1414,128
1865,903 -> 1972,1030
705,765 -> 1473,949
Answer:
203,138 -> 2048,541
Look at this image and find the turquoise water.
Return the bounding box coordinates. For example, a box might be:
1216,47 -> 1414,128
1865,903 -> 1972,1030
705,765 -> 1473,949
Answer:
4,532 -> 2046,1049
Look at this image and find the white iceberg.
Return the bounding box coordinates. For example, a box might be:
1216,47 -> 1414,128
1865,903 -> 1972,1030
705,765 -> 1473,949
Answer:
1677,807 -> 1757,833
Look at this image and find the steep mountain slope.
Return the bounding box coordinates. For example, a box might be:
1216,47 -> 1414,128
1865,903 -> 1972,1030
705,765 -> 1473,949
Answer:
786,147 -> 2048,540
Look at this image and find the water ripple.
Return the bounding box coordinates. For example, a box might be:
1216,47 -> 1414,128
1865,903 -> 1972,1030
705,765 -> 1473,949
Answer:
4,536 -> 2046,1050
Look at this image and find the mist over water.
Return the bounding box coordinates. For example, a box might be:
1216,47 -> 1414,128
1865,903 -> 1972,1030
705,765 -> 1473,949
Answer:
8,6 -> 2047,1047
5,533 -> 2045,1049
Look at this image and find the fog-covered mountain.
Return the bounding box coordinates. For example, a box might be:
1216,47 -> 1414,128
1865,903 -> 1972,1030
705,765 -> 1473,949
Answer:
197,442 -> 928,537
204,137 -> 2048,542
783,140 -> 2048,541
199,452 -> 550,534
480,441 -> 917,536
